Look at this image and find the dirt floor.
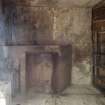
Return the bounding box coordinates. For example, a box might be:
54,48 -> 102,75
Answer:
12,85 -> 105,105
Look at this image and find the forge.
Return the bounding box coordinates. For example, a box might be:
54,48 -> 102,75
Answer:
9,45 -> 72,95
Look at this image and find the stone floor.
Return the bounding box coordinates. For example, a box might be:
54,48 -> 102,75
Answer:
12,85 -> 105,105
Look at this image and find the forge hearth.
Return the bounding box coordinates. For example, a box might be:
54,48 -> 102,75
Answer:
8,45 -> 72,94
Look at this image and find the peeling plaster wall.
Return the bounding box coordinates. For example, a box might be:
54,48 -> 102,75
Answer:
53,8 -> 92,85
0,0 -> 92,90
10,6 -> 54,44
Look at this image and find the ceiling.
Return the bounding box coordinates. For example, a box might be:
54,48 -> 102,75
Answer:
2,0 -> 103,8
53,0 -> 102,7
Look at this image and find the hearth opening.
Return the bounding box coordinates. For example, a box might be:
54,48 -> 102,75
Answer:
26,52 -> 58,93
25,48 -> 71,93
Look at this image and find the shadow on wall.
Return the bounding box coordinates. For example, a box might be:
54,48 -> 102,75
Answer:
0,0 -> 54,45
52,44 -> 72,93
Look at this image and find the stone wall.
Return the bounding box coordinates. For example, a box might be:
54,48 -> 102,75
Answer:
0,0 -> 92,93
53,8 -> 92,85
7,45 -> 72,94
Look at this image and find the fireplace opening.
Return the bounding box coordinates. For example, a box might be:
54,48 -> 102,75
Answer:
25,47 -> 71,94
26,52 -> 54,93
